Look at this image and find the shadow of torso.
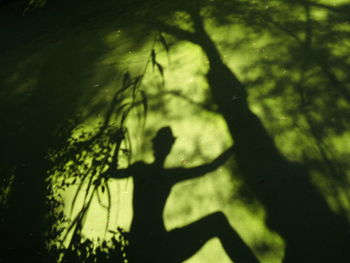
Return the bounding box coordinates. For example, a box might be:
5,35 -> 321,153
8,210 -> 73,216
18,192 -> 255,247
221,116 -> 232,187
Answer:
130,161 -> 171,235
127,161 -> 174,262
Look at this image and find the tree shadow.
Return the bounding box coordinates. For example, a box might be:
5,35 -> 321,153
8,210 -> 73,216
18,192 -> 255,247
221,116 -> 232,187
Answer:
146,3 -> 350,262
235,0 -> 350,211
2,1 -> 350,262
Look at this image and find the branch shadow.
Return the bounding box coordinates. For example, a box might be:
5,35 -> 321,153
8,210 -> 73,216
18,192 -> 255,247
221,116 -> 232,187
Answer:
147,2 -> 350,262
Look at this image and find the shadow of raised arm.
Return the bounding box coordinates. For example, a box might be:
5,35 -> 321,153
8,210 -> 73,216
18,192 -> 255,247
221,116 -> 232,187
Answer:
166,145 -> 235,184
103,167 -> 132,179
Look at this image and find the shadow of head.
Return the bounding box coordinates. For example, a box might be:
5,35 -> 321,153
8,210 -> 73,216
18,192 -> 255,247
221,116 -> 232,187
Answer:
152,126 -> 176,161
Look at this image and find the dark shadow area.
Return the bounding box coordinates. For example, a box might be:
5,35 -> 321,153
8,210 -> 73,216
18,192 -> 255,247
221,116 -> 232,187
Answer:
0,0 -> 151,262
1,0 -> 350,262
106,126 -> 259,263
146,2 -> 350,262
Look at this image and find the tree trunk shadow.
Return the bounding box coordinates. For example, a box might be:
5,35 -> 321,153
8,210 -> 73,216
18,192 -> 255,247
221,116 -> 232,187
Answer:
152,5 -> 350,263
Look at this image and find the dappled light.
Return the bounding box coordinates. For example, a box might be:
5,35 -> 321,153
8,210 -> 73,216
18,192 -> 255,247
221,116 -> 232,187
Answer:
1,0 -> 350,262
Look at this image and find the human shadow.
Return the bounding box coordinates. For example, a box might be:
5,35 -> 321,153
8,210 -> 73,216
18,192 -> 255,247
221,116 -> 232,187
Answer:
106,127 -> 259,263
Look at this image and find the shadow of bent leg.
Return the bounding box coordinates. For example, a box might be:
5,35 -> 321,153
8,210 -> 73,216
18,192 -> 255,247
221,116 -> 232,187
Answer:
165,211 -> 260,263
